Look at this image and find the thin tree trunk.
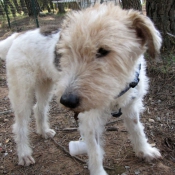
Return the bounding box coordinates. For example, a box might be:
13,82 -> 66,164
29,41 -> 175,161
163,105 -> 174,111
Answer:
122,0 -> 142,11
146,0 -> 175,49
49,0 -> 54,10
57,3 -> 65,13
5,0 -> 16,17
25,0 -> 40,16
20,0 -> 28,15
43,0 -> 51,13
0,2 -> 5,16
13,0 -> 22,14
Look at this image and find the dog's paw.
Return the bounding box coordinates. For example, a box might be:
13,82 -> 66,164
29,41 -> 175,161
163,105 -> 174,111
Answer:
18,155 -> 35,166
136,146 -> 161,161
43,129 -> 56,139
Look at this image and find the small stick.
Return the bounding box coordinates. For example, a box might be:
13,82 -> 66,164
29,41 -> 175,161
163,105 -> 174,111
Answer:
51,138 -> 86,164
60,128 -> 78,132
0,110 -> 12,115
51,138 -> 114,170
106,127 -> 118,131
106,119 -> 122,126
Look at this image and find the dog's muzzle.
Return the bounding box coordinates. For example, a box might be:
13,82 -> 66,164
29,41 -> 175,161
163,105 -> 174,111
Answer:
60,93 -> 79,109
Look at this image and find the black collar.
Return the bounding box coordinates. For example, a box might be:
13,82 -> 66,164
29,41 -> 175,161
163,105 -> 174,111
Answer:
111,64 -> 141,118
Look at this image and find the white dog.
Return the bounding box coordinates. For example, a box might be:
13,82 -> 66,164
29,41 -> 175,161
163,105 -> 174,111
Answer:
0,3 -> 162,175
0,26 -> 61,166
56,3 -> 162,175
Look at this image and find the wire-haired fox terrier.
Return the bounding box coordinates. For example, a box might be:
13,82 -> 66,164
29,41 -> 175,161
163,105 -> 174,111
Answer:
57,3 -> 162,175
0,3 -> 162,175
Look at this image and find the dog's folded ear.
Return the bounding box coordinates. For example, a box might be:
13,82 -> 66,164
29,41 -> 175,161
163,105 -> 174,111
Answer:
129,11 -> 162,58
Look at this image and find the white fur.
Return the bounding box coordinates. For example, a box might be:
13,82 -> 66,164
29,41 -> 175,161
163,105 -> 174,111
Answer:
0,33 -> 18,60
61,56 -> 161,175
0,29 -> 60,166
56,4 -> 162,175
1,4 -> 161,175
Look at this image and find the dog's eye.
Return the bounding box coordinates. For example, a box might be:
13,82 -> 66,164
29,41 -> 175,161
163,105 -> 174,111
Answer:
96,48 -> 110,58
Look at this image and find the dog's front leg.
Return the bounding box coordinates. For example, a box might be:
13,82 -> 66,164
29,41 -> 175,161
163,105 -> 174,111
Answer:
122,101 -> 161,161
78,109 -> 108,175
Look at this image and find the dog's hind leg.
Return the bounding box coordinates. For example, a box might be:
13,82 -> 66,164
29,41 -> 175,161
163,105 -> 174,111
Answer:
79,110 -> 108,175
33,79 -> 56,139
122,100 -> 161,161
8,73 -> 35,166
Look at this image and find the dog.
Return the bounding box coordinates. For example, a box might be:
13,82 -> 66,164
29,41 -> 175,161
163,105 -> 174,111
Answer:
56,3 -> 162,175
0,3 -> 162,174
0,26 -> 61,166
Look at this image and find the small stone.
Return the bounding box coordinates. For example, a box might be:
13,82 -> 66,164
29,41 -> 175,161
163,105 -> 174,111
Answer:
149,126 -> 154,129
150,143 -> 156,147
156,117 -> 161,122
172,120 -> 175,124
149,119 -> 155,123
158,100 -> 161,103
4,152 -> 8,156
121,173 -> 127,175
4,119 -> 9,122
84,165 -> 88,169
55,126 -> 58,130
0,166 -> 4,170
135,170 -> 140,174
125,166 -> 130,169
160,124 -> 164,127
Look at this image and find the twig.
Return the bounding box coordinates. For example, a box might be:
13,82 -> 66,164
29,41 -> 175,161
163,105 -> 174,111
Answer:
59,128 -> 78,132
51,138 -> 86,164
167,32 -> 175,39
59,127 -> 118,132
0,110 -> 12,115
51,138 -> 114,170
106,127 -> 118,131
106,119 -> 122,126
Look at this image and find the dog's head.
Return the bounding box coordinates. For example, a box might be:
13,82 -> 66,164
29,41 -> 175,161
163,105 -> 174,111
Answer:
56,3 -> 161,112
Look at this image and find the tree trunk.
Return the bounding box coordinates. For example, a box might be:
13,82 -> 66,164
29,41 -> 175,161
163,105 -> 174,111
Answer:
146,0 -> 175,50
20,0 -> 28,15
57,3 -> 65,13
5,0 -> 16,17
42,0 -> 51,13
49,0 -> 54,10
13,0 -> 22,14
25,0 -> 40,16
122,0 -> 142,11
0,2 -> 5,16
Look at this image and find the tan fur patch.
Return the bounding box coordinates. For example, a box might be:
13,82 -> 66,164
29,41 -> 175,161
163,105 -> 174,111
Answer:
57,3 -> 162,112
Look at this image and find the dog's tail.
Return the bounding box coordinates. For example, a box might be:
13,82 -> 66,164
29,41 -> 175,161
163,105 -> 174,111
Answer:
0,33 -> 18,60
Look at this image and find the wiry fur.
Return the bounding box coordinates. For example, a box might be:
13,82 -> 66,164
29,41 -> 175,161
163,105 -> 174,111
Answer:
56,4 -> 162,175
0,3 -> 162,174
0,28 -> 60,166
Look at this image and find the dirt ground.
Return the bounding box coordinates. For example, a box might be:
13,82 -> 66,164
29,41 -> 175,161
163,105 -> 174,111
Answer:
0,14 -> 175,175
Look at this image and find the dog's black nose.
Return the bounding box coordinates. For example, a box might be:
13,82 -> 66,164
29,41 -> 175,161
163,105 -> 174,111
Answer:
60,93 -> 79,108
